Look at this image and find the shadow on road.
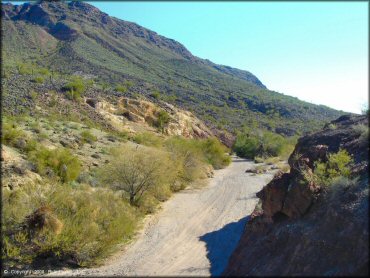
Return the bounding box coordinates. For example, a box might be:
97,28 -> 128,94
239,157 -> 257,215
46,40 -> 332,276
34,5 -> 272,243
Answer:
199,216 -> 250,276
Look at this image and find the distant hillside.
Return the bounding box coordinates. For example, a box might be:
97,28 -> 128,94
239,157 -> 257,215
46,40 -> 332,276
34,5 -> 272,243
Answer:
1,1 -> 346,135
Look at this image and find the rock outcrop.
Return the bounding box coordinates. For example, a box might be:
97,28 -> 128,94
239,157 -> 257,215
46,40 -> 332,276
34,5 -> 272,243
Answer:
224,115 -> 369,276
85,97 -> 214,139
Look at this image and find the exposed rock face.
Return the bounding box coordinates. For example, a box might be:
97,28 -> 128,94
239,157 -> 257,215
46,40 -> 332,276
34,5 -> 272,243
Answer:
85,97 -> 214,139
224,115 -> 369,276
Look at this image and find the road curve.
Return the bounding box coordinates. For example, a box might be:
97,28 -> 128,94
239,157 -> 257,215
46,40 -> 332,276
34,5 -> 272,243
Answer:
51,157 -> 276,277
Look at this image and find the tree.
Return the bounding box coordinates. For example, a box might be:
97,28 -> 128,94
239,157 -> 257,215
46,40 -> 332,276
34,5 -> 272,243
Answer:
99,146 -> 170,205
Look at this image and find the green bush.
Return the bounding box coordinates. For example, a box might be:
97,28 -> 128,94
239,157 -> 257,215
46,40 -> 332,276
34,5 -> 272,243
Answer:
28,147 -> 81,183
64,77 -> 86,100
313,149 -> 353,186
80,130 -> 98,144
16,63 -> 32,75
233,134 -> 260,159
164,136 -> 230,179
353,124 -> 369,148
155,110 -> 171,132
1,122 -> 26,147
233,129 -> 296,160
200,137 -> 231,169
2,182 -> 139,267
32,76 -> 44,84
150,91 -> 161,99
98,145 -> 177,205
133,132 -> 164,147
37,68 -> 50,76
115,84 -> 127,93
165,136 -> 206,182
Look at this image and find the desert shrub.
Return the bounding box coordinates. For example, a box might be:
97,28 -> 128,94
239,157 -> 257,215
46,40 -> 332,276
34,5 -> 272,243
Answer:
111,130 -> 129,142
98,145 -> 177,205
353,124 -> 369,148
115,84 -> 127,93
80,130 -> 97,144
1,122 -> 26,147
155,110 -> 170,132
37,68 -> 50,75
233,134 -> 259,158
2,182 -> 139,267
200,137 -> 231,169
254,156 -> 264,163
327,123 -> 337,130
16,63 -> 32,75
29,121 -> 42,133
29,91 -> 38,100
32,76 -> 44,84
133,132 -> 164,147
265,156 -> 280,165
28,147 -> 81,183
64,77 -> 86,100
164,137 -> 206,182
233,129 -> 296,160
150,91 -> 161,99
313,149 -> 353,186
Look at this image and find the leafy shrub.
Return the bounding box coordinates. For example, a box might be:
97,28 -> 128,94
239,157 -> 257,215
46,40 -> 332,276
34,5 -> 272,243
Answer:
133,132 -> 164,147
150,91 -> 161,99
200,137 -> 231,169
98,145 -> 177,205
164,136 -> 230,179
165,137 -> 206,182
313,149 -> 353,186
1,122 -> 26,147
155,110 -> 171,132
64,77 -> 86,100
353,124 -> 369,148
16,63 -> 32,75
80,130 -> 98,144
37,68 -> 50,75
233,129 -> 296,160
327,123 -> 337,130
28,147 -> 81,183
116,84 -> 127,93
32,76 -> 44,84
2,182 -> 139,267
233,134 -> 259,158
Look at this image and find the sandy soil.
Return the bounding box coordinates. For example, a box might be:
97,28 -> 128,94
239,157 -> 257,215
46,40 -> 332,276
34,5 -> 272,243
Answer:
50,157 -> 276,277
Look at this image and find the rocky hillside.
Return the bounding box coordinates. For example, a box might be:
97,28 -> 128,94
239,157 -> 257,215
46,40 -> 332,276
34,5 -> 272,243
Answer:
224,115 -> 369,276
2,1 -> 345,135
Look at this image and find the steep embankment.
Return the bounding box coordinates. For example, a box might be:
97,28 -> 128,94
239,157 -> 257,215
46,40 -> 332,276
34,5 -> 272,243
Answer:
49,158 -> 277,277
224,115 -> 369,276
2,1 -> 345,135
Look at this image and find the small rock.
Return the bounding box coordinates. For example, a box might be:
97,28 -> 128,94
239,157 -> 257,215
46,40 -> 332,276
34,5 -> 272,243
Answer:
91,153 -> 101,159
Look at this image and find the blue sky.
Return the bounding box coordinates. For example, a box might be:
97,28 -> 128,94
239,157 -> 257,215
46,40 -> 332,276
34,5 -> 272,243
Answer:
9,1 -> 369,113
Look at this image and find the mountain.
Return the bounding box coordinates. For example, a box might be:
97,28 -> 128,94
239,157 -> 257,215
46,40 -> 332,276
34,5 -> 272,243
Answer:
224,114 -> 369,276
2,0 -> 346,136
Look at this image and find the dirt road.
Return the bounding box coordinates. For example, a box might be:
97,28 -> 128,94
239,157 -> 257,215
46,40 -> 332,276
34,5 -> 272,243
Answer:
51,157 -> 276,277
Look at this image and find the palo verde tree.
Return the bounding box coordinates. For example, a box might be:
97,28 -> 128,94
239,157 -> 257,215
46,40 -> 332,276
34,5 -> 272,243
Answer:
99,145 -> 173,205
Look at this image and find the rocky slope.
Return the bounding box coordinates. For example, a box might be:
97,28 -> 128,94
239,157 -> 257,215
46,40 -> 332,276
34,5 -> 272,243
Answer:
2,1 -> 345,135
224,115 -> 369,276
